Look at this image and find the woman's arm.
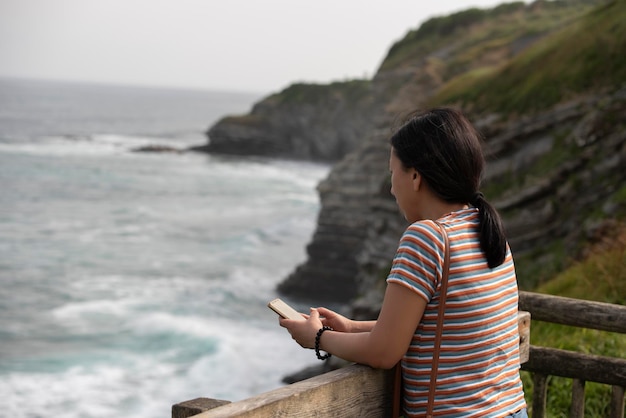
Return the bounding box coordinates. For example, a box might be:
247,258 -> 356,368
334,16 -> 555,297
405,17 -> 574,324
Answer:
280,283 -> 426,369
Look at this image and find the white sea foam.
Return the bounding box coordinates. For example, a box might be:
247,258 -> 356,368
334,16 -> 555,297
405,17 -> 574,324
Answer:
128,311 -> 217,339
52,299 -> 134,319
0,314 -> 317,418
1,360 -> 179,417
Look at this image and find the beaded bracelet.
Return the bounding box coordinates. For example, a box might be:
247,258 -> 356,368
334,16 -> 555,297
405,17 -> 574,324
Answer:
315,326 -> 333,360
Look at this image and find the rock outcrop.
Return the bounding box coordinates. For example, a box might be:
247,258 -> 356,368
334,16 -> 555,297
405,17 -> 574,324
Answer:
202,81 -> 388,162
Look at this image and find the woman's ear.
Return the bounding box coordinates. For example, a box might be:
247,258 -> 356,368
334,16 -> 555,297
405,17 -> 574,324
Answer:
412,171 -> 421,191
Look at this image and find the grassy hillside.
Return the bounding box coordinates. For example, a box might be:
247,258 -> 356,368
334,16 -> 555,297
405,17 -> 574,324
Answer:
381,0 -> 604,76
431,0 -> 626,114
380,0 -> 598,70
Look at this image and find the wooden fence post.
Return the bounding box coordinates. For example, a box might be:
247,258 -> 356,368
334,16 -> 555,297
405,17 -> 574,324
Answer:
172,398 -> 231,418
570,379 -> 585,418
610,386 -> 625,418
532,373 -> 548,418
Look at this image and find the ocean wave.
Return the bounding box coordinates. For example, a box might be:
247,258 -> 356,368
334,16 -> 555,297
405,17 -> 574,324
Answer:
51,299 -> 135,319
0,134 -> 197,156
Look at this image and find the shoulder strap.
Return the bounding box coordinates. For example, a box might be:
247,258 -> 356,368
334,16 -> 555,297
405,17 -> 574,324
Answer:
391,362 -> 402,418
392,221 -> 451,418
426,222 -> 450,418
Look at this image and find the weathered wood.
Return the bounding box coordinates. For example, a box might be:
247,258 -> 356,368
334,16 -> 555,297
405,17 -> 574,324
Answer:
610,385 -> 625,418
172,398 -> 231,418
522,346 -> 626,387
570,379 -> 585,418
174,312 -> 530,418
192,364 -> 395,418
519,291 -> 626,333
532,373 -> 548,418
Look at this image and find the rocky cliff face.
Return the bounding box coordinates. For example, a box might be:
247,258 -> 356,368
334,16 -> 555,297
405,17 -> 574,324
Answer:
198,0 -> 624,314
202,81 -> 389,162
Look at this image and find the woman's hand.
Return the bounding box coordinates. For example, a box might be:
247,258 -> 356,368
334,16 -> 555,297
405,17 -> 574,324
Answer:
279,308 -> 324,349
316,307 -> 354,333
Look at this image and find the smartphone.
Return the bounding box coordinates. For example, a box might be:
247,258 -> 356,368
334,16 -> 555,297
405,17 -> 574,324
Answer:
268,298 -> 303,320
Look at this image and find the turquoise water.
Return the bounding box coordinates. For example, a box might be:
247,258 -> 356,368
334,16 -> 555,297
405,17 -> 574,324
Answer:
0,79 -> 329,417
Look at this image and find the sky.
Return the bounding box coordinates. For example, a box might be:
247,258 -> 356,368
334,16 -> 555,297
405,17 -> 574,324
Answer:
0,0 -> 514,95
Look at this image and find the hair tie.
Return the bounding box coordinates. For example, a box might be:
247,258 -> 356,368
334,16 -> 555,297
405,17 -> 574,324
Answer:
471,191 -> 484,206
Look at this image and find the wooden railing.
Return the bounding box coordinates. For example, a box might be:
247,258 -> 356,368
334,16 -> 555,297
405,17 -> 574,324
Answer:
173,363 -> 396,418
172,292 -> 626,418
518,292 -> 626,418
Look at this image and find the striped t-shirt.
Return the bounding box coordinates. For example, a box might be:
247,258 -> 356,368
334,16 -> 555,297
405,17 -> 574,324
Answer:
387,208 -> 526,417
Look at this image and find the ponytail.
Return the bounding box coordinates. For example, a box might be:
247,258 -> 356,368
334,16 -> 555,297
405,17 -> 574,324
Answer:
471,192 -> 507,268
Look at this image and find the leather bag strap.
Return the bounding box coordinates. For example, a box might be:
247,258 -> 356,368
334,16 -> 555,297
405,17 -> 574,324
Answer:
426,221 -> 450,418
392,222 -> 451,417
391,362 -> 402,418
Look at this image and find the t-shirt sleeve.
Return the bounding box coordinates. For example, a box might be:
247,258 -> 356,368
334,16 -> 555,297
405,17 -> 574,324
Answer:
386,221 -> 443,303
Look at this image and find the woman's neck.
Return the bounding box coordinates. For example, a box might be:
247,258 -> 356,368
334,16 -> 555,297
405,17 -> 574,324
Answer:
417,194 -> 468,222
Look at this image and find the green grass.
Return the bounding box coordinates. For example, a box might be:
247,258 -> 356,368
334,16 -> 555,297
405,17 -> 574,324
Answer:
380,0 -> 601,74
432,1 -> 626,115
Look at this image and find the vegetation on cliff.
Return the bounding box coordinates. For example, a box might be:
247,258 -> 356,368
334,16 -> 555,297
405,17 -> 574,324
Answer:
380,0 -> 602,78
265,80 -> 371,105
431,0 -> 626,114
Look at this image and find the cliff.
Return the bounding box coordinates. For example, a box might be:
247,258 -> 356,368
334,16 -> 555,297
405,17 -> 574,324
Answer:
198,0 -> 625,312
197,80 -> 388,162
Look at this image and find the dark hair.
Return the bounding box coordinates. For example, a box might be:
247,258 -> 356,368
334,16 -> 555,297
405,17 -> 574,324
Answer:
390,107 -> 506,268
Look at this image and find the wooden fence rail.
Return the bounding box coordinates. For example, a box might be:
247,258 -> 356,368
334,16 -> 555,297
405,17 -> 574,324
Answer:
518,291 -> 626,418
174,364 -> 394,418
172,292 -> 626,418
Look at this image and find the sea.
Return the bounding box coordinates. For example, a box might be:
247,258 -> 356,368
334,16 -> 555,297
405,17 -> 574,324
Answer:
0,78 -> 331,417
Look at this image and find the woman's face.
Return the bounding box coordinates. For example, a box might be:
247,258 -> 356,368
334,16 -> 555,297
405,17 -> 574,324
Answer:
389,147 -> 418,222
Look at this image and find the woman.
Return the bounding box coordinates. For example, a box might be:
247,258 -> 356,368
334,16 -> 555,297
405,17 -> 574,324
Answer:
280,108 -> 527,417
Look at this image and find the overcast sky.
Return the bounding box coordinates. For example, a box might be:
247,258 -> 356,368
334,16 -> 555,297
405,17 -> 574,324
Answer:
0,0 -> 513,94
